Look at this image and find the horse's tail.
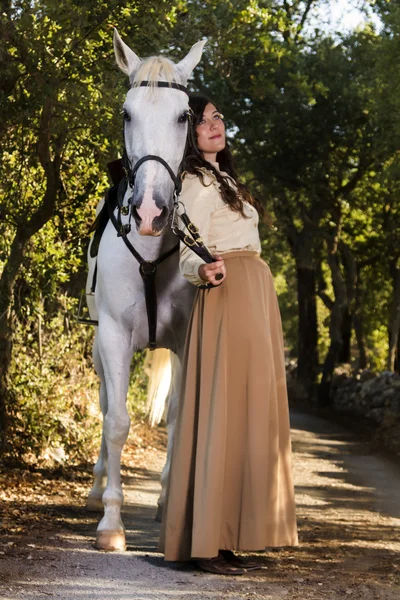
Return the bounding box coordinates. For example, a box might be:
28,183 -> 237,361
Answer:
145,349 -> 173,427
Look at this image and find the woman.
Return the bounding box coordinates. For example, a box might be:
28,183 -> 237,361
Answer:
159,94 -> 298,575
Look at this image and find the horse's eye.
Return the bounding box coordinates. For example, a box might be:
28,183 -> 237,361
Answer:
178,111 -> 189,124
123,110 -> 131,122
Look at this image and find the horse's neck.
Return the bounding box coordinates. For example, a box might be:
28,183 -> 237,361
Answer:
128,226 -> 178,261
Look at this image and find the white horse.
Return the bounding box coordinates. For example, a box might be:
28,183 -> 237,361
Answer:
85,29 -> 205,551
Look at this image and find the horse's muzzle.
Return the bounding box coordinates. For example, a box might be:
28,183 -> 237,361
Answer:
134,206 -> 168,236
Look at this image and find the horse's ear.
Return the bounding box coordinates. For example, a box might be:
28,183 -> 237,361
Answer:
113,28 -> 140,76
177,40 -> 206,83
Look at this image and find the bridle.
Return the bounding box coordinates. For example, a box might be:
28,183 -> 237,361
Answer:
124,81 -> 190,195
114,80 -> 193,238
108,80 -> 192,350
90,80 -> 219,347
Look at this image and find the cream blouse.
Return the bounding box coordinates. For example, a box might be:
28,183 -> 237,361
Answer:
179,163 -> 261,286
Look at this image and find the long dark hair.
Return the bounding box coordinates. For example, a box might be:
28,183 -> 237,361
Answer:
183,93 -> 263,217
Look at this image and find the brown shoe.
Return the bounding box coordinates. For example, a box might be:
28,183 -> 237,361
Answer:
196,553 -> 246,575
221,550 -> 264,571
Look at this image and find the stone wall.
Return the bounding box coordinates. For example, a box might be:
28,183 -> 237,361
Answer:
286,361 -> 400,456
330,368 -> 400,456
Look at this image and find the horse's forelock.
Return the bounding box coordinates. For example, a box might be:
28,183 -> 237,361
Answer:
130,56 -> 180,96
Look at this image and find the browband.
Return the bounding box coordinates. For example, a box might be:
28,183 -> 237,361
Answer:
137,80 -> 189,95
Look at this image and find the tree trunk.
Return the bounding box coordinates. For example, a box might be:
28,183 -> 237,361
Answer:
0,226 -> 34,450
353,269 -> 369,370
0,308 -> 13,452
338,309 -> 352,363
0,98 -> 62,452
388,264 -> 400,372
395,334 -> 400,374
338,244 -> 357,365
0,230 -> 46,451
294,234 -> 319,400
318,229 -> 348,406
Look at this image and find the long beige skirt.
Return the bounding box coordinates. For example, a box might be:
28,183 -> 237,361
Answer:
159,251 -> 298,561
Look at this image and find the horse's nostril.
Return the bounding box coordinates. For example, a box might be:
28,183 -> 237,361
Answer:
151,206 -> 169,234
132,206 -> 141,223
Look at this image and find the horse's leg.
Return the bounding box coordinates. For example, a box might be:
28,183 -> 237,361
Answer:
95,321 -> 132,551
156,351 -> 182,522
87,333 -> 108,511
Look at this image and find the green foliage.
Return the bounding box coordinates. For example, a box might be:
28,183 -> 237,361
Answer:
171,0 -> 400,386
7,312 -> 101,464
0,0 -> 181,460
7,310 -> 149,465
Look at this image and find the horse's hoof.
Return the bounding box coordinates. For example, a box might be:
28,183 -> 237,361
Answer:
94,530 -> 126,552
86,495 -> 104,512
155,504 -> 163,523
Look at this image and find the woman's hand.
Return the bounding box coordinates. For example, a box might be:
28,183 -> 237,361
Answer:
198,255 -> 226,286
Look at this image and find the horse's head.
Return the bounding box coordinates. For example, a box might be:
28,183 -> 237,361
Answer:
113,29 -> 205,236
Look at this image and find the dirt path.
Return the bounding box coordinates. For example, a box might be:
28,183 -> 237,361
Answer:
0,411 -> 399,600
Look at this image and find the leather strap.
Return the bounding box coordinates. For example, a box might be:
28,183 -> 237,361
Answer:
137,81 -> 189,95
171,200 -> 221,289
107,196 -> 179,350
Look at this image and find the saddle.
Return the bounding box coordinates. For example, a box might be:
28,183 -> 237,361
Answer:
89,159 -> 125,258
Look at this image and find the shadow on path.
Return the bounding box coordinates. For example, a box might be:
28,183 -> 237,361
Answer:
1,411 -> 400,599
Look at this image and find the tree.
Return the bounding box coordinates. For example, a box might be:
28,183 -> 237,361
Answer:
171,0 -> 400,397
0,0 -> 182,453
